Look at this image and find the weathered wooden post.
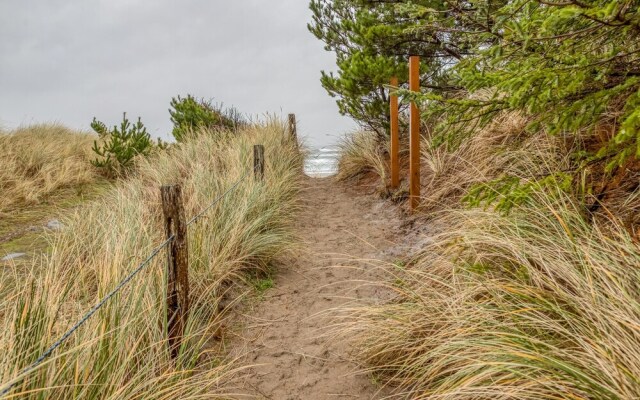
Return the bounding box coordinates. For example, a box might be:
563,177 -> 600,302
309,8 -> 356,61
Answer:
288,113 -> 298,146
390,76 -> 400,189
160,185 -> 190,359
409,56 -> 421,210
254,144 -> 265,181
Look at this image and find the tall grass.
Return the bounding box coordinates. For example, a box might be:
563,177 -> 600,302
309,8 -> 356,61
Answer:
335,112 -> 571,209
0,124 -> 99,213
335,185 -> 640,398
0,120 -> 302,399
336,130 -> 391,183
333,111 -> 640,398
419,111 -> 572,211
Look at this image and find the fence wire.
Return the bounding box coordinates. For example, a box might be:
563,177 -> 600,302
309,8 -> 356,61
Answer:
0,169 -> 251,397
187,170 -> 251,226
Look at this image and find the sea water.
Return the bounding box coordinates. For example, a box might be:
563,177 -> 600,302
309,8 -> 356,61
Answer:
304,147 -> 339,178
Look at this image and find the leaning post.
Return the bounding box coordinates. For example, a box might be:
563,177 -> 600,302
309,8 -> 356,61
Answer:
409,56 -> 421,210
288,113 -> 298,148
390,76 -> 400,189
254,144 -> 265,181
160,184 -> 190,360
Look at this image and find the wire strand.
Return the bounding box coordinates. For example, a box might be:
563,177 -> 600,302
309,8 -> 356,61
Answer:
0,236 -> 174,397
186,170 -> 251,226
0,167 -> 251,397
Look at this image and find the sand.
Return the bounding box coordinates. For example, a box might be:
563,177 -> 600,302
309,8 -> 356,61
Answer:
228,176 -> 406,399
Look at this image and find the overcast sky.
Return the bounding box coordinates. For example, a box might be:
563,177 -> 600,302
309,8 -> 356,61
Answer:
0,0 -> 355,147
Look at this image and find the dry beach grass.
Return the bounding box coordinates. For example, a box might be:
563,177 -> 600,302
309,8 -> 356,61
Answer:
336,189 -> 640,398
334,111 -> 640,398
0,124 -> 99,214
0,121 -> 302,399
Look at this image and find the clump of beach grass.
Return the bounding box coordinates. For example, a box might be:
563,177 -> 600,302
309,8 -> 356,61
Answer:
0,124 -> 99,213
336,130 -> 390,183
335,111 -> 571,210
334,185 -> 640,398
0,119 -> 302,399
419,111 -> 572,211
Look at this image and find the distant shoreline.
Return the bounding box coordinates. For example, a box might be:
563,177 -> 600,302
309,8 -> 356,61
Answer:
304,148 -> 338,177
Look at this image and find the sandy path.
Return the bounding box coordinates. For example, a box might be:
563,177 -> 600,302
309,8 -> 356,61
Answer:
229,177 -> 402,399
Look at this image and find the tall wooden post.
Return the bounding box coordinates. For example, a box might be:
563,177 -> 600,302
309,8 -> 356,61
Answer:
409,56 -> 421,210
254,144 -> 265,181
390,76 -> 400,189
288,114 -> 298,147
161,185 -> 190,360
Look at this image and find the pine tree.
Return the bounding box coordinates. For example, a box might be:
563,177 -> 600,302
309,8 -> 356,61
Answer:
91,113 -> 153,176
169,95 -> 242,142
310,0 -> 639,208
418,0 -> 640,169
308,0 -> 417,137
308,0 -> 502,137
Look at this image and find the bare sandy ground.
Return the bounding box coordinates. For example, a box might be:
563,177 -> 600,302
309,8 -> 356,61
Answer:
228,176 -> 408,399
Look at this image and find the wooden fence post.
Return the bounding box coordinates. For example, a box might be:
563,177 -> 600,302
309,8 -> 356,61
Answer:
390,76 -> 400,189
288,114 -> 298,146
160,185 -> 190,360
254,144 -> 265,181
409,56 -> 421,210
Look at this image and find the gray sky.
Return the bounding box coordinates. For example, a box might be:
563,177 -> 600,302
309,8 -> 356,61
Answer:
0,0 -> 355,147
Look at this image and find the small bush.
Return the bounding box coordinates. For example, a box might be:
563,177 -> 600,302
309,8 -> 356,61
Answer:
169,95 -> 244,142
90,113 -> 153,177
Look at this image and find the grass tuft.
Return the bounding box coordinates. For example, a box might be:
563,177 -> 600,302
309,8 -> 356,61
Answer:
334,111 -> 640,398
336,130 -> 391,184
0,124 -> 99,214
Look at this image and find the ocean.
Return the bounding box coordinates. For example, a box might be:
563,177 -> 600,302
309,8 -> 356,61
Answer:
304,147 -> 339,178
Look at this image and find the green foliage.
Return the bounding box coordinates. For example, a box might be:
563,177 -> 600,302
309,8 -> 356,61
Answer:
601,86 -> 640,170
251,276 -> 275,295
463,172 -> 574,214
308,1 -> 417,136
308,0 -> 504,137
169,95 -> 243,142
312,0 -> 640,207
415,0 -> 640,169
90,113 -> 153,177
319,52 -> 405,138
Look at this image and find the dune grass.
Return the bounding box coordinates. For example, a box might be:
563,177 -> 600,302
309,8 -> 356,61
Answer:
418,111 -> 572,210
336,187 -> 640,398
336,130 -> 391,183
0,124 -> 100,214
334,112 -> 640,398
336,112 -> 571,210
0,124 -> 110,269
0,120 -> 302,399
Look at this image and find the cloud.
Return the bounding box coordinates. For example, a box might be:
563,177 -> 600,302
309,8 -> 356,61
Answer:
0,0 -> 355,146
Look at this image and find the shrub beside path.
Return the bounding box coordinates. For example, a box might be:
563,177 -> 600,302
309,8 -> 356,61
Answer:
229,176 -> 405,399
